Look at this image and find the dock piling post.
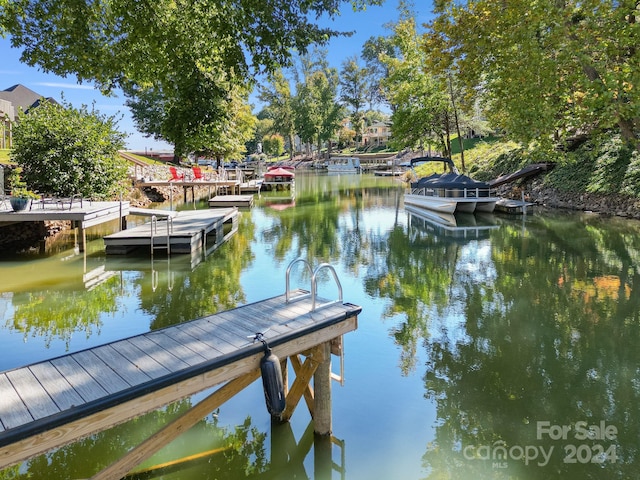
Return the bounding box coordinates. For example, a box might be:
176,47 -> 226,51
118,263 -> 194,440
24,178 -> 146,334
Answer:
313,341 -> 332,436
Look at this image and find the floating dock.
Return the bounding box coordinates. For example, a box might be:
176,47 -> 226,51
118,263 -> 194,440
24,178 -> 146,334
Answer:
0,262 -> 361,477
494,198 -> 535,214
208,195 -> 254,208
104,207 -> 238,254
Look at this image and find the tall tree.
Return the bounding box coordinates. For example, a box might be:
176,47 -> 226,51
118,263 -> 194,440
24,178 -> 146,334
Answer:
292,49 -> 343,158
361,35 -> 398,110
259,70 -> 296,160
427,0 -> 640,150
339,56 -> 369,145
381,6 -> 452,156
0,0 -> 381,92
1,0 -> 381,155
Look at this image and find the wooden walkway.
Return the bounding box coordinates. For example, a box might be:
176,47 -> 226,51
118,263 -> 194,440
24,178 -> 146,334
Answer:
104,207 -> 238,254
0,289 -> 361,469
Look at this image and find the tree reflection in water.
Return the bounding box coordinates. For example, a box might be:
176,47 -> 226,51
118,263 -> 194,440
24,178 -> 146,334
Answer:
369,209 -> 640,478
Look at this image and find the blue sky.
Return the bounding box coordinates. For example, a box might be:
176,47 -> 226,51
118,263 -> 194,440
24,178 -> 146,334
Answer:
0,1 -> 433,152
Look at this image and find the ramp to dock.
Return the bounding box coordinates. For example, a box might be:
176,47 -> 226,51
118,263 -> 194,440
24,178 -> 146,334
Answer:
0,290 -> 361,469
488,162 -> 555,188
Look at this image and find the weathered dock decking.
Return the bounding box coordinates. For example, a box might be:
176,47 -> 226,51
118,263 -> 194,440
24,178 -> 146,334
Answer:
104,207 -> 238,254
0,288 -> 361,470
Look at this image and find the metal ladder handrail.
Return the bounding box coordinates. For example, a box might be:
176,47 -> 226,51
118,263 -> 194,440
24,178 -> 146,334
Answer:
285,258 -> 313,303
311,263 -> 343,312
285,259 -> 343,312
150,215 -> 173,255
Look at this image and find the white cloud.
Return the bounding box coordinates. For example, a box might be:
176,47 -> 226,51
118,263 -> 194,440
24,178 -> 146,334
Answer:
35,82 -> 96,90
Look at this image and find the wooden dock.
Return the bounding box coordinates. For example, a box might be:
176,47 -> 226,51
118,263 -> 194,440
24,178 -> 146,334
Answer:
0,282 -> 361,474
104,207 -> 238,254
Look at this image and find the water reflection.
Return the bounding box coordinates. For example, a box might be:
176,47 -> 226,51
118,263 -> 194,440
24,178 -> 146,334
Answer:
415,212 -> 640,479
1,173 -> 640,478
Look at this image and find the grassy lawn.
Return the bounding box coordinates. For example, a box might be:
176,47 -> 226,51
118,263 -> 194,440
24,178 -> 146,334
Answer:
0,149 -> 12,163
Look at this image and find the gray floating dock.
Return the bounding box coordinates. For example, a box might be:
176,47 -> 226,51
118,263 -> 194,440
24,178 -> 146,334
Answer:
104,208 -> 238,254
0,290 -> 361,469
208,195 -> 254,208
495,198 -> 535,214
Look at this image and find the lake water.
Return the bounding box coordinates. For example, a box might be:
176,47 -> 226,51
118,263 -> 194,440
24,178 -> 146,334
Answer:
1,172 -> 639,479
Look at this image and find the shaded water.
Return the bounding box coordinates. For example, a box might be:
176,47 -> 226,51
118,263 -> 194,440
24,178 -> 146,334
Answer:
1,172 -> 640,479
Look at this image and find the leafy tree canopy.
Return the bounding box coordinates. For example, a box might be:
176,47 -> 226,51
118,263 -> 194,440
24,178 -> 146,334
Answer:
426,0 -> 640,150
11,99 -> 128,198
0,0 -> 382,92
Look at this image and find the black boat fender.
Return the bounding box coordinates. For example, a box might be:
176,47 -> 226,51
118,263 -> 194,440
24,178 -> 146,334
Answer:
253,331 -> 286,416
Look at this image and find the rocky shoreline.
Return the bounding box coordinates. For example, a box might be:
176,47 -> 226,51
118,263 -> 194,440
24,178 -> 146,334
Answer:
498,177 -> 640,220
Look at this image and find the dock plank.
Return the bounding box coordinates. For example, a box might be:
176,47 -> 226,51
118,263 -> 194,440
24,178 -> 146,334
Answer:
5,369 -> 59,421
51,357 -> 109,403
197,315 -> 253,348
71,350 -> 131,393
174,322 -> 236,355
125,335 -> 191,373
91,345 -> 153,387
29,363 -> 84,411
110,340 -> 172,380
0,374 -> 33,430
144,330 -> 208,367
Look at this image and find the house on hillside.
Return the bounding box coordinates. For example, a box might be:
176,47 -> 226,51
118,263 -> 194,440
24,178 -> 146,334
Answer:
0,84 -> 58,149
362,121 -> 392,148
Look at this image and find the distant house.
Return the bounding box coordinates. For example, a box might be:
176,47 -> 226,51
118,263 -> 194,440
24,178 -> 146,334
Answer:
0,84 -> 58,149
362,121 -> 392,148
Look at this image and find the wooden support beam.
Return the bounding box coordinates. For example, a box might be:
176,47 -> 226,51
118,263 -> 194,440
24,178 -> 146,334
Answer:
290,355 -> 315,415
280,344 -> 326,422
313,342 -> 332,435
90,369 -> 261,480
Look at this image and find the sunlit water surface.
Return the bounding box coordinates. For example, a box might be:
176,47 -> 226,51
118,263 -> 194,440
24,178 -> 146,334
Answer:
1,172 -> 639,479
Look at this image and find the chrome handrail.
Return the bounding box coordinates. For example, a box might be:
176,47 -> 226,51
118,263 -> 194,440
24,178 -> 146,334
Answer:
285,258 -> 313,303
311,263 -> 343,312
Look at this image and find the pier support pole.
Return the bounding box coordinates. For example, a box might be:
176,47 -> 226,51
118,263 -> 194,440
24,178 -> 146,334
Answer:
313,341 -> 332,436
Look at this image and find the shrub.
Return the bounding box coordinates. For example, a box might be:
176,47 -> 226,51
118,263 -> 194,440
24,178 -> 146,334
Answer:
11,99 -> 128,199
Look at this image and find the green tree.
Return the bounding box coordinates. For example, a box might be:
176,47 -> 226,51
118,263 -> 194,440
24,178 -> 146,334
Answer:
126,81 -> 256,162
381,8 -> 451,156
0,0 -> 381,93
11,100 -> 127,198
427,0 -> 640,151
361,35 -> 398,110
339,56 -> 369,144
262,134 -> 285,157
1,0 -> 381,159
259,70 -> 297,160
247,117 -> 273,156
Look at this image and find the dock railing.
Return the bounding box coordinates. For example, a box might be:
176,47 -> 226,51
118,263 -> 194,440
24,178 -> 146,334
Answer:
285,258 -> 344,311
